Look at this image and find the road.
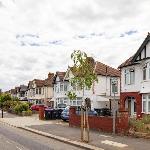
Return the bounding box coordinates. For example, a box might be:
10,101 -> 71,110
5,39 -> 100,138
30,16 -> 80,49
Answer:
0,122 -> 84,150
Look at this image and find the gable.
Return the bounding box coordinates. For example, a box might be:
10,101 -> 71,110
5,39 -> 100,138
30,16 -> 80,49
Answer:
132,33 -> 150,62
119,33 -> 150,69
56,76 -> 60,82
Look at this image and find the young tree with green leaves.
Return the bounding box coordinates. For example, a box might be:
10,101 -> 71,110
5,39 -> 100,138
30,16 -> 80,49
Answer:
68,50 -> 98,142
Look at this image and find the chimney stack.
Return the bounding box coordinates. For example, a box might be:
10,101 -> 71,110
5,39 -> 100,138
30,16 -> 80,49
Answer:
48,72 -> 54,79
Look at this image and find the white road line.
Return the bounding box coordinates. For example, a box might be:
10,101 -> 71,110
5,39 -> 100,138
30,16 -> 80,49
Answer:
16,146 -> 22,150
99,134 -> 112,138
101,140 -> 128,148
6,140 -> 12,144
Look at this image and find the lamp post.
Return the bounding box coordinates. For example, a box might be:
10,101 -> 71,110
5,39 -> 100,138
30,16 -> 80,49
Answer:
111,79 -> 117,135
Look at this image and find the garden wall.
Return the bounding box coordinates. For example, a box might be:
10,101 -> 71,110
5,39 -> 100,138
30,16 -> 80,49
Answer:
69,107 -> 129,133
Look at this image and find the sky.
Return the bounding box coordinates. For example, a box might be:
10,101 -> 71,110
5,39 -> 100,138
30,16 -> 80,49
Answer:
0,0 -> 150,91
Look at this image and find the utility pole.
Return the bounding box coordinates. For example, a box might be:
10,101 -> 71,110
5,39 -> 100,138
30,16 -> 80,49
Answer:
113,90 -> 116,134
111,78 -> 117,135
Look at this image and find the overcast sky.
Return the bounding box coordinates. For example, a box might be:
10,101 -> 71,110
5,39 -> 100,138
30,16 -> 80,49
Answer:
0,0 -> 150,91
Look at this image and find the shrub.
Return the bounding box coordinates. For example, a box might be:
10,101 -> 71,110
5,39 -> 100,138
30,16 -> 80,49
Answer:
141,115 -> 150,124
129,115 -> 150,133
14,103 -> 29,114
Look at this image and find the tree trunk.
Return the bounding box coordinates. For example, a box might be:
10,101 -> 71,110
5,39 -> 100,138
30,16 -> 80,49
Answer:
1,108 -> 3,118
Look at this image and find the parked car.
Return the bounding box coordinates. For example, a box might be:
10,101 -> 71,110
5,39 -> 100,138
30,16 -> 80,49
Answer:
57,103 -> 67,110
31,104 -> 48,111
94,108 -> 111,116
61,106 -> 97,121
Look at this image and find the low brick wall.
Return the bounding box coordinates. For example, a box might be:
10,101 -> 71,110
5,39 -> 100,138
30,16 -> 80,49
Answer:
69,107 -> 129,133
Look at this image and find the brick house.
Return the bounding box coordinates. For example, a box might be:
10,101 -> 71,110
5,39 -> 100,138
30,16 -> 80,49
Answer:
119,33 -> 150,118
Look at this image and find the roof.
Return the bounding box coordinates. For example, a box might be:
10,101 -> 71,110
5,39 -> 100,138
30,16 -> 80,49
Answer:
118,56 -> 134,68
34,79 -> 45,87
95,61 -> 120,77
118,33 -> 150,68
10,89 -> 16,94
68,57 -> 120,77
56,71 -> 66,81
44,73 -> 54,87
20,85 -> 28,92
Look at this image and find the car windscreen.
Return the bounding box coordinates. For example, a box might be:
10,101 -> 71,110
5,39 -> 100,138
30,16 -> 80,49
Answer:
57,104 -> 66,108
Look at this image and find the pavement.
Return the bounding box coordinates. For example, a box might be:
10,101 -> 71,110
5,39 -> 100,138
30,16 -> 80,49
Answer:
0,112 -> 150,150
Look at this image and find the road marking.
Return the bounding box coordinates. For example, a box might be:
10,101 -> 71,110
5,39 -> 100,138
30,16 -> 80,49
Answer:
99,134 -> 112,138
6,140 -> 12,144
101,140 -> 128,148
16,146 -> 22,150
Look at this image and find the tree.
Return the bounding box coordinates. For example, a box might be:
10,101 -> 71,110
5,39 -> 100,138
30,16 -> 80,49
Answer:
0,94 -> 12,118
68,50 -> 98,142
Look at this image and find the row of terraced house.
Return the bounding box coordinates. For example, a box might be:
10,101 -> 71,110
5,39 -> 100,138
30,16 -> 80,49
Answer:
6,33 -> 150,118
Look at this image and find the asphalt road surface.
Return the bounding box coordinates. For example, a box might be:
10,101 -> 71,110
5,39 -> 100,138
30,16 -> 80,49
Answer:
0,122 -> 84,150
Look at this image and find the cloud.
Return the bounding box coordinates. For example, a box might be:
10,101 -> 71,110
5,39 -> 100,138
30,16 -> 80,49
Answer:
0,0 -> 150,91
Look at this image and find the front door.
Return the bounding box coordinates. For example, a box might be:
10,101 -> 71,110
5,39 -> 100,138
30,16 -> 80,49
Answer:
125,97 -> 136,117
128,100 -> 131,115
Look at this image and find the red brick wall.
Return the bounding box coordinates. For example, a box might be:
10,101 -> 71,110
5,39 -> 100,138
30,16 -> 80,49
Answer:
69,107 -> 129,133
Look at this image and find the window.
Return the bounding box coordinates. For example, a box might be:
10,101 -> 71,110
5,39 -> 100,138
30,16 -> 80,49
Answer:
149,67 -> 150,79
73,100 -> 76,106
143,101 -> 146,112
143,67 -> 146,80
112,81 -> 118,93
77,97 -> 82,106
33,89 -> 35,96
148,95 -> 150,112
64,83 -> 68,91
64,98 -> 68,104
57,84 -> 59,93
60,98 -> 63,104
60,83 -> 63,92
43,88 -> 44,95
39,88 -> 41,94
125,69 -> 129,84
130,69 -> 135,84
36,88 -> 38,94
142,94 -> 146,112
124,69 -> 135,85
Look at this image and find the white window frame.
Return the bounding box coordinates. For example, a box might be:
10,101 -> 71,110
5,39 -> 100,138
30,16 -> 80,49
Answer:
148,95 -> 150,113
142,94 -> 146,113
60,83 -> 63,92
142,94 -> 150,113
64,82 -> 68,91
143,67 -> 147,80
124,68 -> 135,85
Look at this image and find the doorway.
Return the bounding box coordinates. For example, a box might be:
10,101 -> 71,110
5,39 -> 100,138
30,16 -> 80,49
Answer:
125,97 -> 136,117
